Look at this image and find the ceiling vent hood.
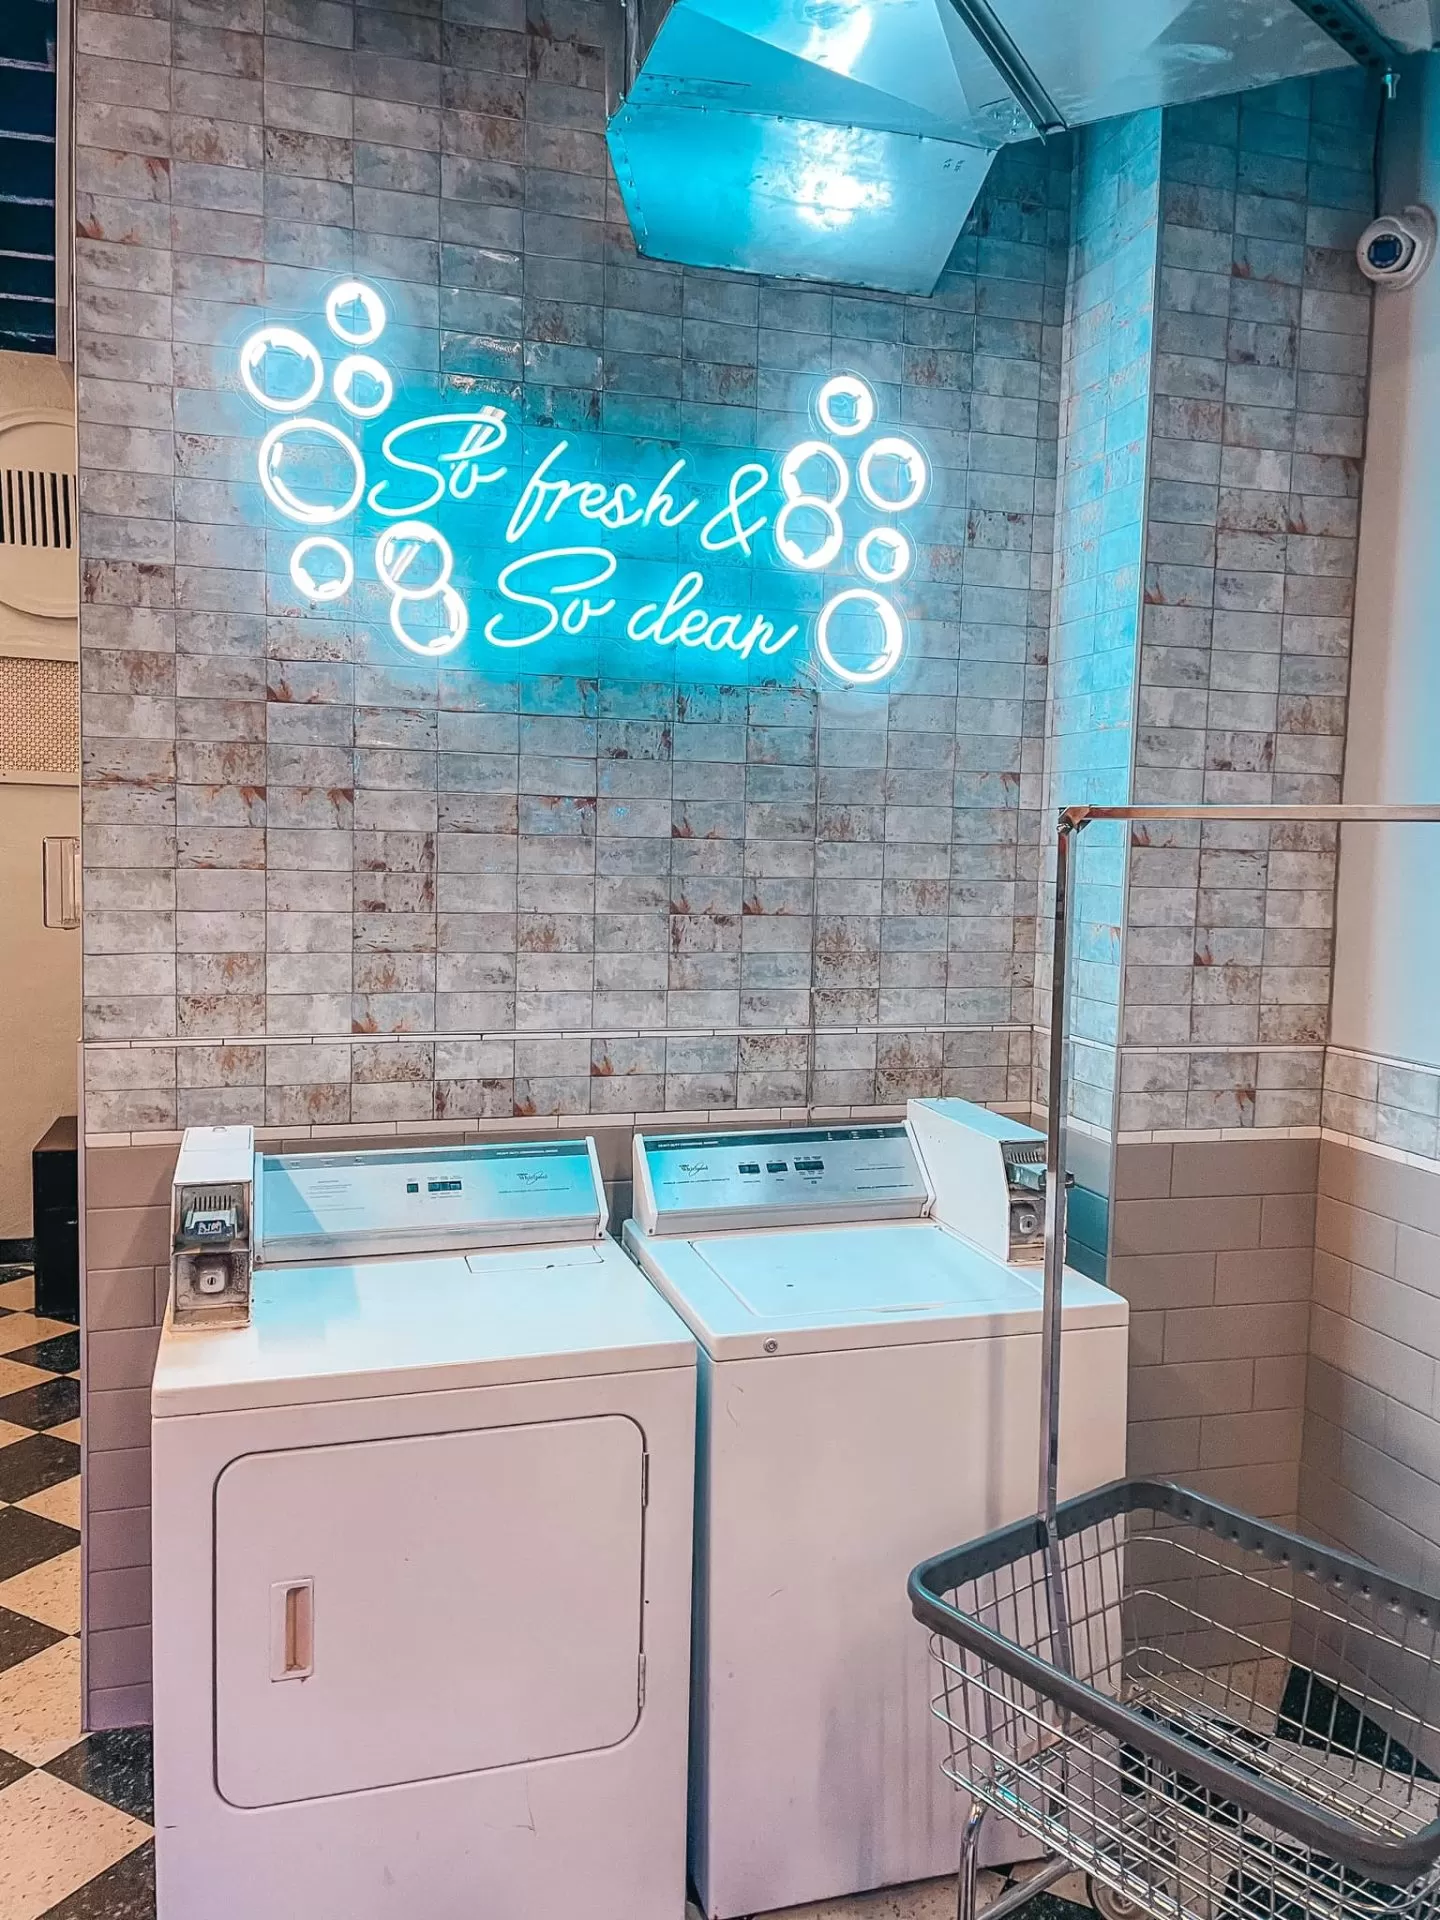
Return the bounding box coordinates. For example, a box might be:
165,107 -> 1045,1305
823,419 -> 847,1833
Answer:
606,0 -> 1403,295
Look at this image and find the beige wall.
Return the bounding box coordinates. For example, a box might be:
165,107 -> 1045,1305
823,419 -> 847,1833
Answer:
1301,1141 -> 1440,1588
1333,51 -> 1440,1069
0,348 -> 79,1238
0,784 -> 79,1235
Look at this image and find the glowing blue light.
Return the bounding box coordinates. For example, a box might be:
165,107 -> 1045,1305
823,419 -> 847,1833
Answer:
857,525 -> 911,585
793,126 -> 892,233
238,285 -> 925,688
816,588 -> 905,685
258,417 -> 365,527
326,280 -> 386,347
781,438 -> 849,508
333,353 -> 393,419
290,535 -> 353,602
858,435 -> 928,513
817,373 -> 875,438
240,327 -> 324,414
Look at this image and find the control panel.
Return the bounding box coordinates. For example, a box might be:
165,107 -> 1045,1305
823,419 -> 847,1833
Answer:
254,1139 -> 607,1264
633,1126 -> 930,1235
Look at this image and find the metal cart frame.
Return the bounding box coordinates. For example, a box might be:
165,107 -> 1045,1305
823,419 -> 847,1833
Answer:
958,803 -> 1440,1920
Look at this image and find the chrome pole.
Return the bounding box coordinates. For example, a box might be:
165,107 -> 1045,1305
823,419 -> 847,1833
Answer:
1038,814 -> 1076,1534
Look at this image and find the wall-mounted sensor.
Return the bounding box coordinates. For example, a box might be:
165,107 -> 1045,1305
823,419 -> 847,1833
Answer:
1357,206 -> 1437,288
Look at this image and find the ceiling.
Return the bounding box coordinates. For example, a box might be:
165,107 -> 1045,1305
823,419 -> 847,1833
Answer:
1364,0 -> 1439,46
0,0 -> 57,357
0,0 -> 1433,355
611,0 -> 1431,294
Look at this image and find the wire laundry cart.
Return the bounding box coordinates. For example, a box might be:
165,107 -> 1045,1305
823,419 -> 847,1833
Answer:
910,806 -> 1440,1920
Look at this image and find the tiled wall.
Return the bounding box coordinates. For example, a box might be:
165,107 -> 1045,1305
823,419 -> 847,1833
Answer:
1301,1139 -> 1440,1588
73,0 -> 1078,1133
1043,112 -> 1160,1134
80,1142 -> 173,1729
1118,74 -> 1375,1134
1112,1134 -> 1315,1521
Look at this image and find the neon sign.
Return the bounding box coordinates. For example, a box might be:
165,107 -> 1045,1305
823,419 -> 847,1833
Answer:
238,280 -> 931,685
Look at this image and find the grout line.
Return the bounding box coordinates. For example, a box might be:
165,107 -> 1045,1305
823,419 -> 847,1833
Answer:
81,1022 -> 1034,1051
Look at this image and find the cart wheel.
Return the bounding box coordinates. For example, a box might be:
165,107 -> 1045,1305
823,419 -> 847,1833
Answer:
1088,1879 -> 1144,1920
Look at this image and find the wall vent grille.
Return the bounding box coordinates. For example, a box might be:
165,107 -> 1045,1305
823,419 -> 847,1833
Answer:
0,469 -> 75,550
0,655 -> 79,777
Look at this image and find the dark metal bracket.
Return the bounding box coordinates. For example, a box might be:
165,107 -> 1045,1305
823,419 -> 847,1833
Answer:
1289,0 -> 1405,79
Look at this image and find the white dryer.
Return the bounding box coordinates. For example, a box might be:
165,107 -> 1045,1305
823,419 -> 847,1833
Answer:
624,1105 -> 1129,1920
151,1136 -> 696,1920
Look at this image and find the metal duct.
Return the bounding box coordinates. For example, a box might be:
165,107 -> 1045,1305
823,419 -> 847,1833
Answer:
607,0 -> 1404,296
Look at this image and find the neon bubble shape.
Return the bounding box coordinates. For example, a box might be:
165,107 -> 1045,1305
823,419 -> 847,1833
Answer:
392,584 -> 468,658
239,326 -> 324,415
857,525 -> 912,585
815,587 -> 905,686
857,435 -> 927,514
259,418 -> 366,527
333,353 -> 393,420
289,535 -> 354,603
780,438 -> 849,506
774,496 -> 844,573
375,520 -> 454,602
816,373 -> 876,439
326,280 -> 386,347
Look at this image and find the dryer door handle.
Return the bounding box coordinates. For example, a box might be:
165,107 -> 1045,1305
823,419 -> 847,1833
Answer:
270,1579 -> 314,1681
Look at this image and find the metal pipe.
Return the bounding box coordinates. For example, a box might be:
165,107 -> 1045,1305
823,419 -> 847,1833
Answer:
957,1803 -> 987,1920
942,0 -> 1066,137
1038,817 -> 1074,1533
975,1856 -> 1076,1920
1062,804 -> 1440,826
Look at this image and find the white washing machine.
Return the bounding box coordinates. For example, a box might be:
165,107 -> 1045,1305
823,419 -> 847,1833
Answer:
623,1103 -> 1130,1920
151,1135 -> 696,1920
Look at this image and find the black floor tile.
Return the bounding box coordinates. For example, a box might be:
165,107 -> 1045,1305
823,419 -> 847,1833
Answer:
0,1433 -> 80,1503
0,1745 -> 33,1791
0,1505 -> 79,1581
46,1729 -> 154,1824
8,1331 -> 81,1374
0,1374 -> 80,1431
0,1602 -> 65,1674
37,1839 -> 155,1919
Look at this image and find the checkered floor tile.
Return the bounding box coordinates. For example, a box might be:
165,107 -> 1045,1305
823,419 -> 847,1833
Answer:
0,1269 -> 153,1920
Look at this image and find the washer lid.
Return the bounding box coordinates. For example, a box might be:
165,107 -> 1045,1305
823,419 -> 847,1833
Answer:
152,1236 -> 695,1417
624,1219 -> 1127,1359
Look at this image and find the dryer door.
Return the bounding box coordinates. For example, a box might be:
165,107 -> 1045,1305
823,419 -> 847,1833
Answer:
213,1414 -> 645,1807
